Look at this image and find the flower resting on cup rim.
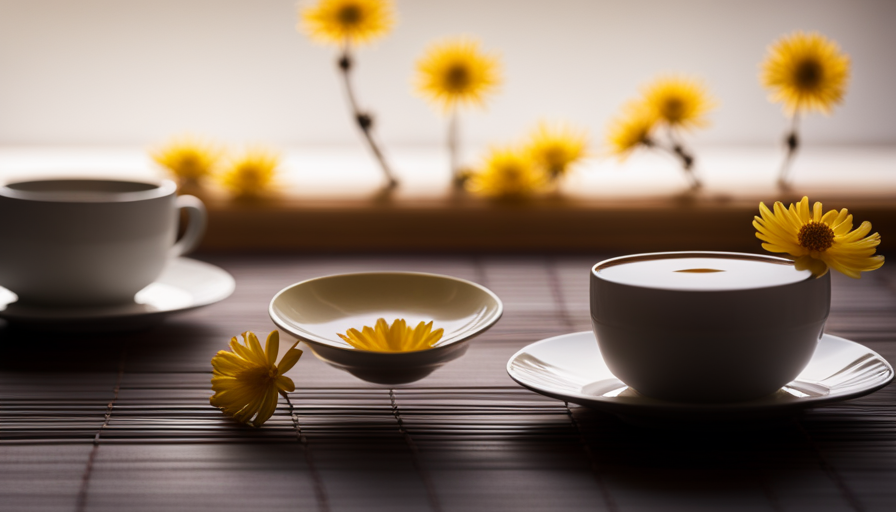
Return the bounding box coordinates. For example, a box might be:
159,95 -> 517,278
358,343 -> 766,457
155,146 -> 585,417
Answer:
338,318 -> 444,353
210,330 -> 302,427
754,196 -> 884,278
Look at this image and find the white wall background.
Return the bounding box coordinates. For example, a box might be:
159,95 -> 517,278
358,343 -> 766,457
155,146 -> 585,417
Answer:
0,0 -> 894,148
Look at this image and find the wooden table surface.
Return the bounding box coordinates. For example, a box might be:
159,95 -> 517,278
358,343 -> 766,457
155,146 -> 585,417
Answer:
1,254 -> 895,512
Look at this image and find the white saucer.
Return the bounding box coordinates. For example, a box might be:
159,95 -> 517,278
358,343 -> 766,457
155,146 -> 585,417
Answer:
0,257 -> 235,331
507,331 -> 893,419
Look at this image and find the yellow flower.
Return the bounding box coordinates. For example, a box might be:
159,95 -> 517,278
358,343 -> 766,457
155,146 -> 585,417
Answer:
220,148 -> 280,198
606,101 -> 658,158
210,331 -> 303,427
466,147 -> 547,198
338,318 -> 444,353
642,75 -> 715,129
761,31 -> 850,115
415,37 -> 501,112
300,0 -> 395,46
151,137 -> 220,184
524,122 -> 589,179
753,196 -> 884,278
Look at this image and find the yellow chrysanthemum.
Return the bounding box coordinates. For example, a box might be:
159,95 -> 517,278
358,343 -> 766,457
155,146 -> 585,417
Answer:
210,331 -> 303,427
220,149 -> 280,198
606,102 -> 658,159
300,0 -> 395,46
761,31 -> 850,115
524,122 -> 589,179
415,37 -> 501,112
753,196 -> 884,278
151,137 -> 220,184
338,318 -> 444,353
642,76 -> 715,129
466,147 -> 548,198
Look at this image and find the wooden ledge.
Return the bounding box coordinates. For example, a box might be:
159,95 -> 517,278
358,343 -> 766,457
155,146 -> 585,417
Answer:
198,192 -> 896,253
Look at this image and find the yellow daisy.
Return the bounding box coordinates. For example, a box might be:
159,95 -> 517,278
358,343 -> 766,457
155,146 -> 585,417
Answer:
220,148 -> 280,198
753,196 -> 884,278
415,37 -> 501,112
300,0 -> 395,46
151,137 -> 220,184
606,101 -> 658,159
524,122 -> 589,179
761,31 -> 850,115
642,76 -> 715,129
467,147 -> 547,198
210,331 -> 303,427
338,318 -> 444,353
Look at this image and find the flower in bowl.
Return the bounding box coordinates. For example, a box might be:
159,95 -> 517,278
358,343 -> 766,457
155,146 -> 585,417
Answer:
269,272 -> 503,384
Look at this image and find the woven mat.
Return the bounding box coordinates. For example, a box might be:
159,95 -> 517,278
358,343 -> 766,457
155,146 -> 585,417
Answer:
1,255 -> 895,512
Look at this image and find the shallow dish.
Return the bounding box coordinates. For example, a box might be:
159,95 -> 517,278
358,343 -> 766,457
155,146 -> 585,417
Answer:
0,257 -> 235,331
269,272 -> 503,384
507,331 -> 893,420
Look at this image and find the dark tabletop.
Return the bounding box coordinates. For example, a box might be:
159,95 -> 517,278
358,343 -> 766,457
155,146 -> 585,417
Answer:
1,254 -> 895,512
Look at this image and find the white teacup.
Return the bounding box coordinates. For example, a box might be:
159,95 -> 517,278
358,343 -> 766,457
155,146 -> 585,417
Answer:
590,251 -> 830,403
0,178 -> 206,306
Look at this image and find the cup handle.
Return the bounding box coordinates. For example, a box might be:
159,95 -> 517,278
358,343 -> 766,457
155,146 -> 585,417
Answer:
171,195 -> 207,258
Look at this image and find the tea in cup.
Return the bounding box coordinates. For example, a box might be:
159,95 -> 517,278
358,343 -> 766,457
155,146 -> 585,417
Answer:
590,251 -> 830,403
0,178 -> 206,306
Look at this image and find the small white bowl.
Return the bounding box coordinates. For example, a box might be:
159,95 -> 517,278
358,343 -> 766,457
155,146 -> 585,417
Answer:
269,272 -> 503,384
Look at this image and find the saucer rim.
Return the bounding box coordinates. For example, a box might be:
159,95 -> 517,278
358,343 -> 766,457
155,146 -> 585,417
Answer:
506,331 -> 894,415
268,270 -> 504,355
0,257 -> 235,323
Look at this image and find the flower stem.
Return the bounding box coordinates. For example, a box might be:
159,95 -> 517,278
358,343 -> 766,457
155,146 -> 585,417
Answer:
337,45 -> 398,189
447,107 -> 463,188
777,112 -> 801,190
660,129 -> 702,190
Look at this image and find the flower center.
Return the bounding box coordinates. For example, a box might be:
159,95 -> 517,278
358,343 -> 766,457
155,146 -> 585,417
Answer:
337,5 -> 363,26
445,64 -> 471,91
794,58 -> 823,89
798,221 -> 835,252
662,97 -> 685,121
239,365 -> 278,388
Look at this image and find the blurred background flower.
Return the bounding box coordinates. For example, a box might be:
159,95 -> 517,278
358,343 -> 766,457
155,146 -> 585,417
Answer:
466,146 -> 546,199
300,0 -> 399,188
151,136 -> 221,189
416,37 -> 502,188
761,31 -> 851,189
606,75 -> 715,190
523,121 -> 588,182
300,0 -> 395,45
220,148 -> 281,199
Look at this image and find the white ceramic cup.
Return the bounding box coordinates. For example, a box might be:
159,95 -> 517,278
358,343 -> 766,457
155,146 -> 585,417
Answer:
0,178 -> 206,306
590,251 -> 831,403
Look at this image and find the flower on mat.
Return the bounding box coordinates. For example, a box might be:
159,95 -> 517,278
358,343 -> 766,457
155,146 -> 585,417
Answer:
466,147 -> 548,199
753,196 -> 884,278
210,330 -> 303,427
605,102 -> 658,159
524,121 -> 589,180
641,75 -> 715,130
760,31 -> 850,115
220,148 -> 280,198
300,0 -> 395,46
338,318 -> 444,353
415,37 -> 501,112
151,137 -> 220,185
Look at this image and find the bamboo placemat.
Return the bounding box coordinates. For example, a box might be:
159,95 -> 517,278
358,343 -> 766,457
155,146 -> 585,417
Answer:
1,255 -> 894,512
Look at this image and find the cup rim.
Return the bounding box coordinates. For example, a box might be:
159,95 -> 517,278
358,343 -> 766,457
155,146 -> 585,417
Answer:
0,178 -> 176,203
592,251 -> 815,291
